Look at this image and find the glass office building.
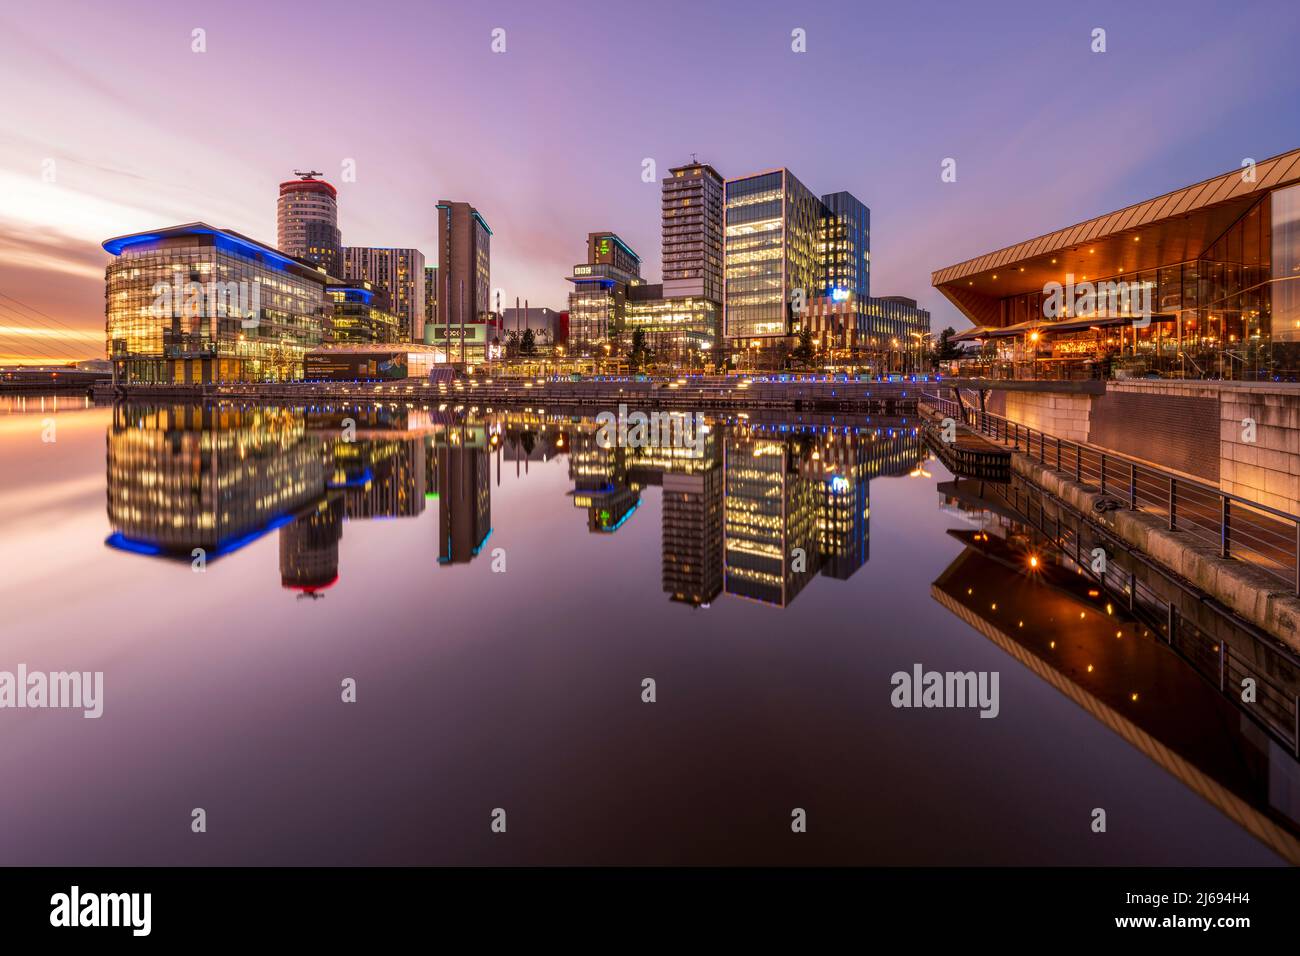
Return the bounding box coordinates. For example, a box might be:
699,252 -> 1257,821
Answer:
725,170 -> 823,345
103,223 -> 329,383
566,233 -> 643,353
326,281 -> 402,344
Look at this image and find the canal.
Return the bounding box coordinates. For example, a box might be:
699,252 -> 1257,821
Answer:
0,395 -> 1296,865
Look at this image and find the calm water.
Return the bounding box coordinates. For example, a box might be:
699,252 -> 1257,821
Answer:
0,394 -> 1295,866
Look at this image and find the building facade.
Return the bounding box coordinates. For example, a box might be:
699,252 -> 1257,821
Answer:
342,246 -> 426,342
103,223 -> 329,383
431,201 -> 492,364
566,232 -> 644,353
325,280 -> 402,344
277,173 -> 342,276
932,147 -> 1300,381
663,161 -> 725,302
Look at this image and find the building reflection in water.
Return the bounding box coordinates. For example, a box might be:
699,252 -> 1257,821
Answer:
433,422 -> 492,565
105,404 -> 325,561
930,476 -> 1300,864
104,404 -> 921,610
280,493 -> 344,597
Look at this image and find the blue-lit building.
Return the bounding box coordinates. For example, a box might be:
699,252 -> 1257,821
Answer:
103,222 -> 330,383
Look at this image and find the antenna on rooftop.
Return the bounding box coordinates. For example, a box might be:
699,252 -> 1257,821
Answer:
690,152 -> 698,164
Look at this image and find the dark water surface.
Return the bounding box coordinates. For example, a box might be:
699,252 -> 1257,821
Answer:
0,395 -> 1294,865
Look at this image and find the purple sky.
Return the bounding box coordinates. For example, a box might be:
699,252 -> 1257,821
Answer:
1,0 -> 1298,362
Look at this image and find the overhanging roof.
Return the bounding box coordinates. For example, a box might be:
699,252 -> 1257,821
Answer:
932,147 -> 1300,325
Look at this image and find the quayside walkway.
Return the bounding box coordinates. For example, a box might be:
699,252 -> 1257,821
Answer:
93,376 -> 927,412
920,389 -> 1300,650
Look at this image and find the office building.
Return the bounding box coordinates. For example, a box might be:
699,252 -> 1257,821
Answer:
342,246 -> 426,342
724,169 -> 929,367
326,280 -> 402,344
724,169 -> 824,352
424,265 -> 438,331
277,172 -> 342,276
431,201 -> 492,364
663,161 -> 726,302
103,222 -> 329,383
566,232 -> 644,352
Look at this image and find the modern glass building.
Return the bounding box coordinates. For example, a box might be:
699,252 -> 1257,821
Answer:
566,232 -> 643,353
103,222 -> 329,383
326,280 -> 402,344
933,147 -> 1300,381
724,170 -> 901,367
725,169 -> 824,349
820,190 -> 871,301
624,284 -> 718,367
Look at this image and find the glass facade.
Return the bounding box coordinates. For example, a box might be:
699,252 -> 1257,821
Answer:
819,191 -> 870,300
981,188 -> 1300,380
566,235 -> 642,353
725,171 -> 787,340
105,229 -> 328,383
725,171 -> 877,365
326,285 -> 402,344
624,293 -> 719,366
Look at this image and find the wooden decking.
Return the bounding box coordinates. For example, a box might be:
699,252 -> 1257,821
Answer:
920,405 -> 1010,481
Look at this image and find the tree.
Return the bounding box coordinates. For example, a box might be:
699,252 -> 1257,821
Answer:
936,327 -> 962,360
791,327 -> 814,366
629,327 -> 648,370
505,330 -> 520,359
520,328 -> 536,356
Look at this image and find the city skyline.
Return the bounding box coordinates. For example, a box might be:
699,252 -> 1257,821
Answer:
3,0 -> 1300,364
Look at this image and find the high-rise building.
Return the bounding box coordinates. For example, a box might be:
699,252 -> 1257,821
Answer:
724,169 -> 915,367
724,169 -> 824,352
277,172 -> 342,276
819,191 -> 871,301
566,231 -> 643,352
663,161 -> 725,303
342,247 -> 426,342
424,266 -> 438,330
431,201 -> 492,363
103,222 -> 329,383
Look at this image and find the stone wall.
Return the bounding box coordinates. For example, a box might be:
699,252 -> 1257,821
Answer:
997,380 -> 1300,517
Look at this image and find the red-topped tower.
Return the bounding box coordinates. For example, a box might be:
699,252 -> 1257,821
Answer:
277,170 -> 342,276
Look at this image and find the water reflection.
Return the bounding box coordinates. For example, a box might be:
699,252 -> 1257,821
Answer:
933,475 -> 1300,863
103,403 -> 922,612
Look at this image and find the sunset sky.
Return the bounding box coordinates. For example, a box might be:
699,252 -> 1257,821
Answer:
1,0 -> 1298,363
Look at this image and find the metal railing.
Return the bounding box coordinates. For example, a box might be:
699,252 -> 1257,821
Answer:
993,475 -> 1300,756
922,390 -> 1300,595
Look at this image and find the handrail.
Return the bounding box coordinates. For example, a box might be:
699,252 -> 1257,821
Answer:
921,389 -> 1300,595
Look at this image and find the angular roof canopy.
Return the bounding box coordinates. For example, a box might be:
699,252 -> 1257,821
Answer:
932,148 -> 1300,328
